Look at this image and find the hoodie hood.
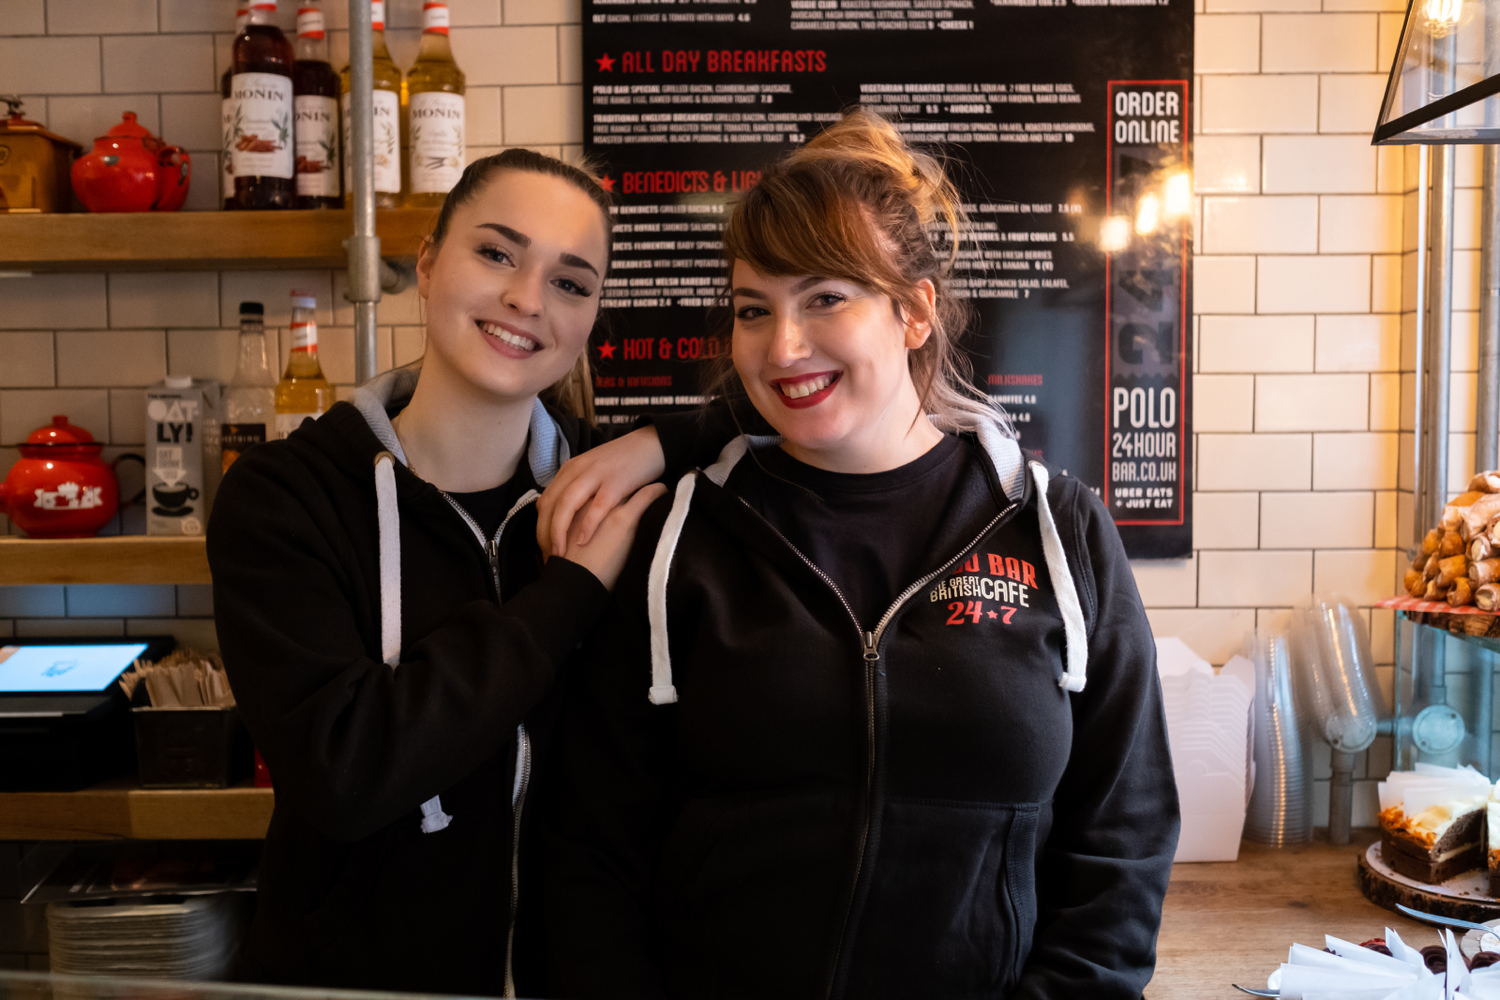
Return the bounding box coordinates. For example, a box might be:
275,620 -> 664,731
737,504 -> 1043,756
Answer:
352,361 -> 572,488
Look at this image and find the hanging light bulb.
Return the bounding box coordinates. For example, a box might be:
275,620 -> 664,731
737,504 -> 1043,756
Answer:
1099,215 -> 1131,252
1135,192 -> 1161,236
1163,171 -> 1192,219
1423,0 -> 1463,34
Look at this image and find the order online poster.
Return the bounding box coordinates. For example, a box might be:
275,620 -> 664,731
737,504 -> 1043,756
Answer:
582,1 -> 1194,557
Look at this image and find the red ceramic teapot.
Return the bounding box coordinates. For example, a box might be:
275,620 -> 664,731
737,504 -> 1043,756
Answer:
71,112 -> 192,212
0,416 -> 141,538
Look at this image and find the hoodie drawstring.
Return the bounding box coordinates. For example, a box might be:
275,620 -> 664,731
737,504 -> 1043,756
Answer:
643,431 -> 1091,705
1030,462 -> 1089,692
373,450 -> 453,835
647,473 -> 698,705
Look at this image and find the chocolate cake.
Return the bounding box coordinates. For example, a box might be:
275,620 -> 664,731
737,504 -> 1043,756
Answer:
1489,800 -> 1500,897
1380,796 -> 1488,884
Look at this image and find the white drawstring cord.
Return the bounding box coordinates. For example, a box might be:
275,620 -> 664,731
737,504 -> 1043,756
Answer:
1030,462 -> 1089,692
373,450 -> 452,833
647,473 -> 698,705
374,452 -> 402,668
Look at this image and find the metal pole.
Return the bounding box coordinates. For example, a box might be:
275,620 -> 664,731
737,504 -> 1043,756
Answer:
346,0 -> 381,386
1421,144 -> 1455,536
1481,145 -> 1500,472
1328,750 -> 1355,845
1413,144 -> 1429,549
1479,8 -> 1500,472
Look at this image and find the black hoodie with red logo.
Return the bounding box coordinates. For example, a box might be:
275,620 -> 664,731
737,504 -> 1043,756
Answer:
544,420 -> 1179,1000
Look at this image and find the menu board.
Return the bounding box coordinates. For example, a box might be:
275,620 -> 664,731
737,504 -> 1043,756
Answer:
583,1 -> 1193,557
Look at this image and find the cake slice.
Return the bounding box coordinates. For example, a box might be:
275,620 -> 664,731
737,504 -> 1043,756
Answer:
1489,795 -> 1500,896
1378,765 -> 1491,884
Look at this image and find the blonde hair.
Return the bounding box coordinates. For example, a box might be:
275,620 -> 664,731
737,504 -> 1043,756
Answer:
715,107 -> 1012,435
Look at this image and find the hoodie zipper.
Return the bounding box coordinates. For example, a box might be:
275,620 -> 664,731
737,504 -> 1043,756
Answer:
437,487 -> 539,999
735,497 -> 1018,1000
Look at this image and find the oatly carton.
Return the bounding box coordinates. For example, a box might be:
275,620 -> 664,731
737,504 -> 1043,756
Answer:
145,376 -> 223,536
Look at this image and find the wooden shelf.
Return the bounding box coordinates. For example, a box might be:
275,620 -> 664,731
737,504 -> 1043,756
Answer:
0,536 -> 210,585
0,777 -> 272,840
0,208 -> 435,273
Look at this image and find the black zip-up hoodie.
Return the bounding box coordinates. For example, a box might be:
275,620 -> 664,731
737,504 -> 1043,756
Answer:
545,421 -> 1180,1000
207,364 -> 712,998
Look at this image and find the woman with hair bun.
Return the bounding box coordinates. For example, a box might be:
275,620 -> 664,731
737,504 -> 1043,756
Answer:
208,148 -> 727,997
544,109 -> 1180,999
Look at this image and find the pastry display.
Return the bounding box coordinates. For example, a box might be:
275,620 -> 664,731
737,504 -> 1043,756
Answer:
1406,471 -> 1500,607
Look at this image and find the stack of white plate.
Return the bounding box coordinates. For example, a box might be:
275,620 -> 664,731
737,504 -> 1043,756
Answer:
47,895 -> 240,981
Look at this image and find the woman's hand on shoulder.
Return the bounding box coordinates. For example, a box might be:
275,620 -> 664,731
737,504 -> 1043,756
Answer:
561,481 -> 668,591
538,425 -> 665,558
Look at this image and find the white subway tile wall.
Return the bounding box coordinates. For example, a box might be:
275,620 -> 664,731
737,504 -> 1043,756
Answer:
0,0 -> 1474,825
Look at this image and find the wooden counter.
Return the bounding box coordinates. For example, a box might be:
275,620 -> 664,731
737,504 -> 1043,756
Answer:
1149,830 -> 1437,998
0,776 -> 273,840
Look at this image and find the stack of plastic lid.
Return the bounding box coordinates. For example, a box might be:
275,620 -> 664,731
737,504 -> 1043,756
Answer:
1157,637 -> 1254,861
47,895 -> 239,981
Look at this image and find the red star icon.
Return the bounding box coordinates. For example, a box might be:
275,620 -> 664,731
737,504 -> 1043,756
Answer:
986,609 -> 998,619
597,340 -> 617,360
596,53 -> 616,72
597,174 -> 616,192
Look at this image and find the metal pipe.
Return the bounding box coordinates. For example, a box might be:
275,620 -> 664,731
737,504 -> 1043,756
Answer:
1328,750 -> 1355,845
346,0 -> 381,387
1476,655 -> 1494,776
1413,144 -> 1429,549
1480,0 -> 1500,473
1481,145 -> 1500,472
1420,143 -> 1455,536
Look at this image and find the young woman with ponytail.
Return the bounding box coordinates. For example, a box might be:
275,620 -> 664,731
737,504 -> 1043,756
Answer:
207,149 -> 709,997
544,110 -> 1180,999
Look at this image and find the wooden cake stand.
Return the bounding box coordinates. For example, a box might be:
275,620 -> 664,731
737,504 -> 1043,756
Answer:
1360,842 -> 1500,921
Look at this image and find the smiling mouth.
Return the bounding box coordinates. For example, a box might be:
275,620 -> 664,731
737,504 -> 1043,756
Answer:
775,372 -> 840,399
478,320 -> 540,352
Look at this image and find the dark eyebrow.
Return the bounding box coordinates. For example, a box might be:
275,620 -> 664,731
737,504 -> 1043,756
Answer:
477,223 -> 530,246
732,276 -> 826,298
477,223 -> 600,277
559,251 -> 600,277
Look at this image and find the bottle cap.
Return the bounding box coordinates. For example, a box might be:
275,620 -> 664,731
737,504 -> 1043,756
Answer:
290,291 -> 317,309
240,301 -> 265,315
422,2 -> 450,33
165,375 -> 195,389
297,5 -> 326,38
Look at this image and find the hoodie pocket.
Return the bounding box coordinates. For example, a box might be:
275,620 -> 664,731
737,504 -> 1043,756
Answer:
845,798 -> 1040,1000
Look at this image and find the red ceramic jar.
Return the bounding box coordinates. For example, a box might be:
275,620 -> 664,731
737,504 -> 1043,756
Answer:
0,416 -> 122,538
70,111 -> 192,213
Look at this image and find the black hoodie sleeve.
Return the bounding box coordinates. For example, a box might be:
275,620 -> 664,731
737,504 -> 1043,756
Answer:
1010,477 -> 1180,999
207,443 -> 610,844
639,398 -> 774,477
542,500 -> 674,999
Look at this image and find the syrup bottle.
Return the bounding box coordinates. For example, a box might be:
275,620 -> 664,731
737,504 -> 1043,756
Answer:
274,292 -> 335,439
221,2 -> 250,209
340,0 -> 403,208
292,0 -> 341,208
406,2 -> 466,207
230,0 -> 295,209
223,301 -> 276,470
